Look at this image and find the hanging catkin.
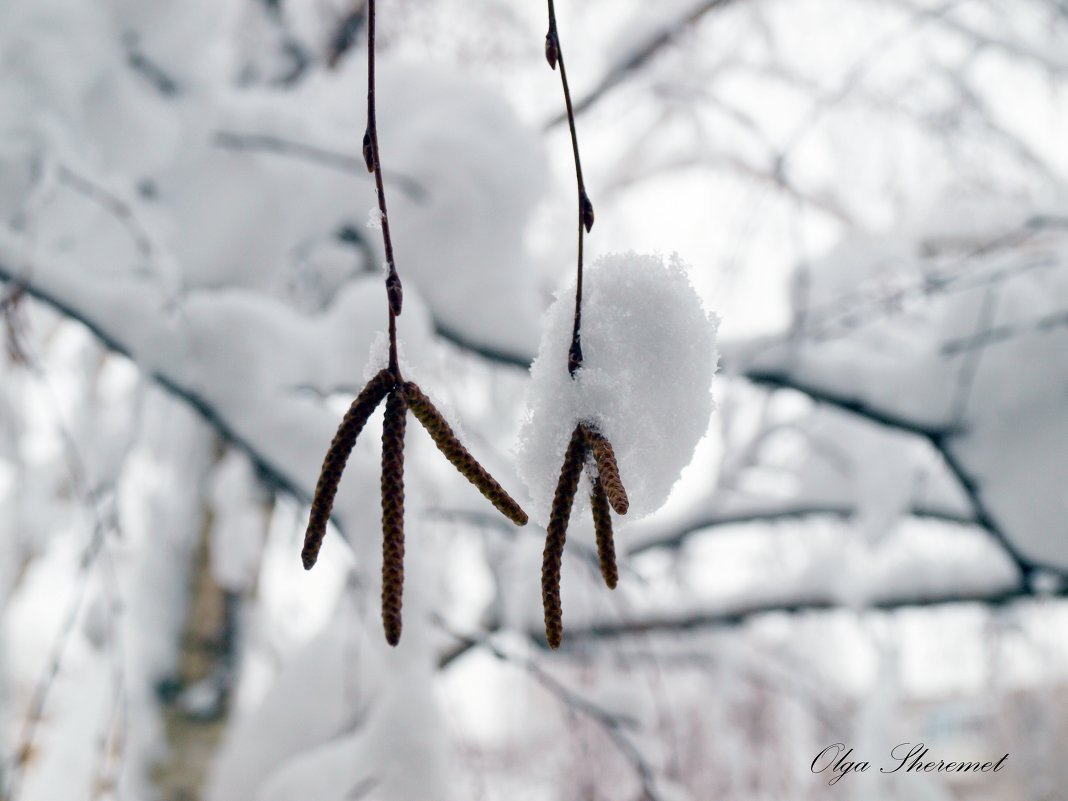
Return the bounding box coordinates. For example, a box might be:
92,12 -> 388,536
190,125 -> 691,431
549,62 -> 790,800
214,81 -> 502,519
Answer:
302,0 -> 529,648
589,471 -> 618,590
405,382 -> 528,525
302,368 -> 394,569
542,424 -> 587,648
380,386 -> 408,646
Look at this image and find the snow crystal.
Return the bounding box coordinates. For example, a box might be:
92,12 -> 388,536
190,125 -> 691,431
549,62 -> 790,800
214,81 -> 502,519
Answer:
516,252 -> 719,524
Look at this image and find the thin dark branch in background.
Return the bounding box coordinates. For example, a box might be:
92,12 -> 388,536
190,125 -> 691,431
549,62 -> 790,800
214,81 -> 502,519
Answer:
941,307 -> 1068,355
577,647 -> 849,734
555,579 -> 1068,643
0,258 -> 309,506
122,33 -> 180,96
745,368 -> 1068,584
607,151 -> 855,225
890,0 -> 1068,74
626,500 -> 979,556
927,435 -> 1050,584
436,619 -> 665,800
433,321 -> 531,369
744,370 -> 959,441
948,286 -> 1000,425
545,0 -> 743,128
425,507 -> 640,587
2,359 -> 129,801
56,165 -> 155,259
213,131 -> 428,203
784,216 -> 1065,344
327,0 -> 369,68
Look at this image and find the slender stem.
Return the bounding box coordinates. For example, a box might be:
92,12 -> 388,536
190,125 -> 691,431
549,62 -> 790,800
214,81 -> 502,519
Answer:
365,0 -> 403,379
547,0 -> 593,376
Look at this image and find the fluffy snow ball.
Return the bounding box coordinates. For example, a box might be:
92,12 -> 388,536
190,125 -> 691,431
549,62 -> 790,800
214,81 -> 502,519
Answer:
516,252 -> 719,525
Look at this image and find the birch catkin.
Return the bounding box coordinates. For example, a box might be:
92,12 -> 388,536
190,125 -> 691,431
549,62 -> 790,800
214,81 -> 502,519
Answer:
302,368 -> 394,569
405,382 -> 528,525
585,427 -> 629,515
589,473 -> 618,590
542,424 -> 587,649
380,386 -> 408,646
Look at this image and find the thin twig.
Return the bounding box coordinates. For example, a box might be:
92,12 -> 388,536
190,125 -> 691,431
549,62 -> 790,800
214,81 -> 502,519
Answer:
364,0 -> 404,378
554,578 -> 1068,643
545,0 -> 595,375
327,0 -> 369,68
544,0 -> 743,128
213,131 -> 428,203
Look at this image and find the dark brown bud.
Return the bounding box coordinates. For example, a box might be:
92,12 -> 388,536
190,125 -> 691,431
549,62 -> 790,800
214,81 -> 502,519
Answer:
362,130 -> 374,173
404,382 -> 528,526
585,427 -> 628,515
545,30 -> 559,70
542,425 -> 587,649
589,472 -> 618,590
380,386 -> 408,646
386,269 -> 403,316
567,338 -> 583,377
302,369 -> 394,569
580,193 -> 595,233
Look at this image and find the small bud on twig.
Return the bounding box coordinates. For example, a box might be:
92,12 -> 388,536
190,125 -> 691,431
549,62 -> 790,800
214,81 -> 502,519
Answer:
580,192 -> 595,233
386,269 -> 403,316
567,339 -> 583,377
362,130 -> 375,173
545,30 -> 559,70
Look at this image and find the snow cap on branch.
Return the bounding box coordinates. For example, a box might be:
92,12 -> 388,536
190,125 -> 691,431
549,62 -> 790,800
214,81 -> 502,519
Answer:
517,252 -> 719,524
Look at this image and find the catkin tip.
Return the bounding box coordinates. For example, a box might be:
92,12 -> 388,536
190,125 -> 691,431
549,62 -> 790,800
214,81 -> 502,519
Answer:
584,427 -> 629,515
405,381 -> 529,526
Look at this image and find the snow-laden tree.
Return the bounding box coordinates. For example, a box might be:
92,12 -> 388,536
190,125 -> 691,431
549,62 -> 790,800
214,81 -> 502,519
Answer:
1,1 -> 1067,799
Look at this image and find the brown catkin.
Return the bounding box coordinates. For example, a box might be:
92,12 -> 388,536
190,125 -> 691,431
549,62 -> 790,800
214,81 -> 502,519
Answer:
589,473 -> 618,590
584,427 -> 629,515
302,369 -> 394,569
542,425 -> 587,649
380,386 -> 408,646
404,382 -> 528,526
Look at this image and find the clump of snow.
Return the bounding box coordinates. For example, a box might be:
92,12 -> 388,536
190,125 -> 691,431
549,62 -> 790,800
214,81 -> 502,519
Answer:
516,252 -> 719,524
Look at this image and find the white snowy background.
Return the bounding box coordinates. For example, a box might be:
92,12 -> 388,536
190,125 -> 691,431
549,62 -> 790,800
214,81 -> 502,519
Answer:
1,1 -> 1067,800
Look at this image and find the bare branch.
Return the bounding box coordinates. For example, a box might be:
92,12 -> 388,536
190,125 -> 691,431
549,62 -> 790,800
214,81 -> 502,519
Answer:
545,0 -> 745,127
212,131 -> 428,203
556,578 -> 1068,643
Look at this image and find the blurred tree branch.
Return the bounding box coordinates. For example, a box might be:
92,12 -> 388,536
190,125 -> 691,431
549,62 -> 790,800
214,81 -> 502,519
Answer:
545,0 -> 745,128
